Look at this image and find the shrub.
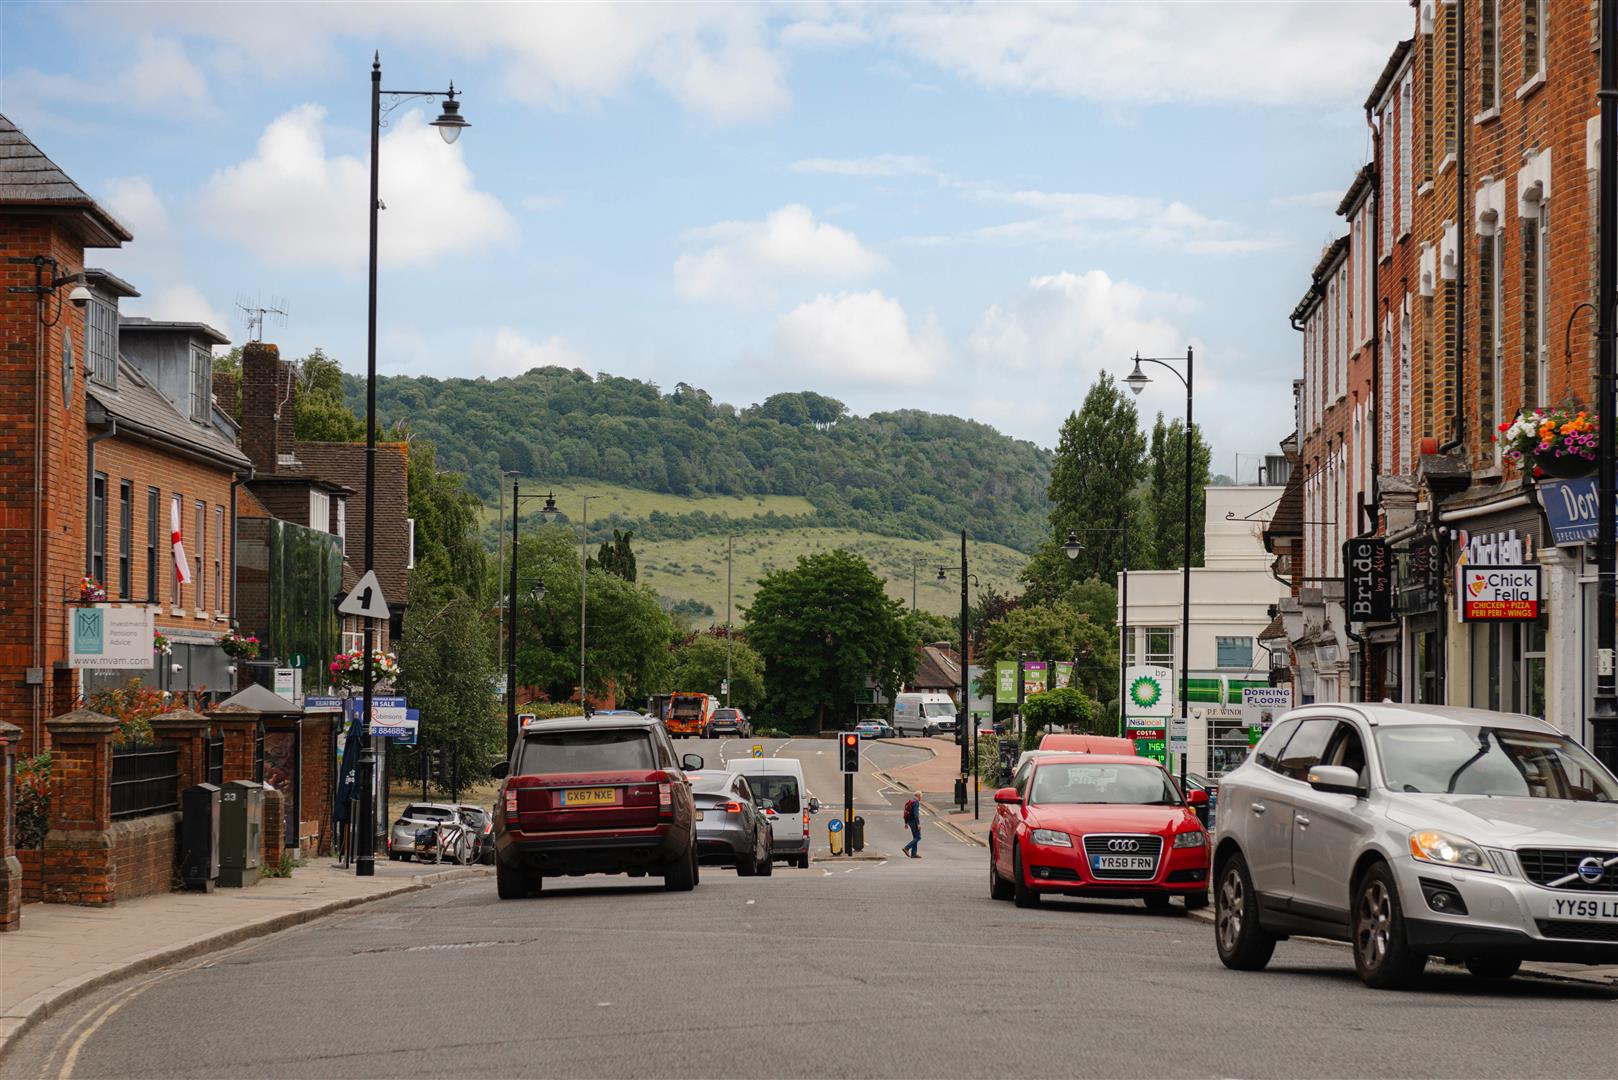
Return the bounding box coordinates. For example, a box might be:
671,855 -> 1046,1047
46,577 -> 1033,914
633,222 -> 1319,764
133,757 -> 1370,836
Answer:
16,752 -> 51,849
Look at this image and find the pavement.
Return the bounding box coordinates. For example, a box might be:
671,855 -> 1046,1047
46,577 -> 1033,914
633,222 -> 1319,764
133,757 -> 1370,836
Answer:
0,856 -> 490,1066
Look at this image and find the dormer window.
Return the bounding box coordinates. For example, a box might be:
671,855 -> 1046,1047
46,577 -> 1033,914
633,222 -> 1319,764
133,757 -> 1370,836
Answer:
87,296 -> 118,387
189,344 -> 210,421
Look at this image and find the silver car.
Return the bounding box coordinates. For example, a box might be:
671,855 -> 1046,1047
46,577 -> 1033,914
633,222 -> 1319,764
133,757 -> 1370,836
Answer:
1212,703 -> 1618,989
388,802 -> 459,862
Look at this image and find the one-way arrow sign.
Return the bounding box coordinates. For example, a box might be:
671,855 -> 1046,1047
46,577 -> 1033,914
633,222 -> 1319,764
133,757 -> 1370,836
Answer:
339,569 -> 390,620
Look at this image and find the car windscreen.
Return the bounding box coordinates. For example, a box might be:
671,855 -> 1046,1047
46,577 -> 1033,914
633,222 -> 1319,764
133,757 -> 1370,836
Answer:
1028,763 -> 1180,806
517,729 -> 655,774
744,774 -> 801,814
1375,725 -> 1617,801
921,703 -> 956,717
403,805 -> 452,820
713,709 -> 738,720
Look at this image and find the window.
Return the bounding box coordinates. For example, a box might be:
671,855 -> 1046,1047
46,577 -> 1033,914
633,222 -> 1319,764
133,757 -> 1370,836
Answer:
1523,206 -> 1549,407
408,518 -> 417,569
1216,637 -> 1254,670
86,296 -> 118,387
189,346 -> 211,422
146,489 -> 159,601
1144,628 -> 1175,668
1522,0 -> 1544,81
118,482 -> 132,599
1481,0 -> 1499,111
1381,105 -> 1394,250
1274,718 -> 1338,782
310,489 -> 330,532
1253,719 -> 1301,772
335,498 -> 346,551
214,505 -> 224,614
1375,725 -> 1616,801
1398,77 -> 1412,235
170,494 -> 182,606
1399,306 -> 1412,473
90,473 -> 107,586
342,625 -> 364,655
1479,229 -> 1504,456
1421,36 -> 1435,183
194,501 -> 206,611
1444,5 -> 1458,158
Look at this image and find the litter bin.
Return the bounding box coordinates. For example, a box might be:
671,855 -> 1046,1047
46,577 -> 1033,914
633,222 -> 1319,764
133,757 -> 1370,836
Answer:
180,783 -> 221,892
827,817 -> 844,856
219,779 -> 264,888
850,815 -> 865,853
952,777 -> 966,807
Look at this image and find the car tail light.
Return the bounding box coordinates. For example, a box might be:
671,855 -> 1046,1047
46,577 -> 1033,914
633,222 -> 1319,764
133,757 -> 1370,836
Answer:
504,786 -> 518,818
725,801 -> 744,814
658,782 -> 673,819
803,810 -> 810,837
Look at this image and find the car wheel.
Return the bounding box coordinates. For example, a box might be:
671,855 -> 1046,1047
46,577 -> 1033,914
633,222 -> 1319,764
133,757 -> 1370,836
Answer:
736,851 -> 755,877
1352,862 -> 1427,990
1012,844 -> 1040,908
1144,894 -> 1173,914
1214,852 -> 1276,971
1183,889 -> 1209,911
496,861 -> 528,900
1465,956 -> 1521,980
758,849 -> 773,877
989,842 -> 1014,901
665,846 -> 698,892
797,852 -> 810,870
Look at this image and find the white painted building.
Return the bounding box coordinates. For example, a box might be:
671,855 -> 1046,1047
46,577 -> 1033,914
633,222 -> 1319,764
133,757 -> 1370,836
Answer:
1118,485 -> 1290,779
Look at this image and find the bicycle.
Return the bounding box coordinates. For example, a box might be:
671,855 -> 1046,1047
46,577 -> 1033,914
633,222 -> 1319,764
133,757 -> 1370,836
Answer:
412,818 -> 474,865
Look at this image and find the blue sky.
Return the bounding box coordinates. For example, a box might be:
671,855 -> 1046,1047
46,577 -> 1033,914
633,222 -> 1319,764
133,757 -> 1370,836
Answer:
1,1 -> 1411,477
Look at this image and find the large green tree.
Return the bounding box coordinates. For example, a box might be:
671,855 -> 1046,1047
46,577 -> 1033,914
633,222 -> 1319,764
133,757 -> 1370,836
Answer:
667,632 -> 765,708
744,550 -> 916,733
1146,414 -> 1213,569
294,349 -> 365,443
1039,374 -> 1147,592
975,601 -> 1118,716
397,577 -> 502,783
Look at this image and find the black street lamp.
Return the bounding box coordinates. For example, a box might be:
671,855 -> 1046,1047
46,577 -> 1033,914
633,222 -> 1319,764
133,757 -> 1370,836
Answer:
1065,515 -> 1131,733
1593,0 -> 1617,771
356,55 -> 470,877
1124,347 -> 1194,791
936,531 -> 979,816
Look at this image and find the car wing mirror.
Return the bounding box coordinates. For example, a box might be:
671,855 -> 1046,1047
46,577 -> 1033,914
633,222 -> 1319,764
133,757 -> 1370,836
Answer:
993,787 -> 1021,805
1186,788 -> 1208,806
1306,765 -> 1364,796
681,753 -> 705,771
490,762 -> 509,780
808,797 -> 820,814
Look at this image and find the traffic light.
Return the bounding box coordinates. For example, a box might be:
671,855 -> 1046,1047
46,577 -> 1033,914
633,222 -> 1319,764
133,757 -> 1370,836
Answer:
839,731 -> 860,774
429,747 -> 448,785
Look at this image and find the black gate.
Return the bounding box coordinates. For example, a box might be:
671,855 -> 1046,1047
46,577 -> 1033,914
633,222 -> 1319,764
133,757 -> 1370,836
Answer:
254,720 -> 265,783
206,732 -> 224,787
110,743 -> 180,819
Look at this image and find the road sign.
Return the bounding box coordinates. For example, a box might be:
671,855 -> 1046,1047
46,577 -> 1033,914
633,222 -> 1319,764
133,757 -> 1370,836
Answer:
289,653 -> 305,669
751,743 -> 763,758
1168,712 -> 1189,756
339,570 -> 390,620
720,679 -> 730,695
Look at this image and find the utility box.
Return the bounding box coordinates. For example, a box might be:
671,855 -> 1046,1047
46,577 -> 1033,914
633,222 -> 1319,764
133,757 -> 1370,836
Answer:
219,779 -> 264,888
180,783 -> 221,892
850,815 -> 865,853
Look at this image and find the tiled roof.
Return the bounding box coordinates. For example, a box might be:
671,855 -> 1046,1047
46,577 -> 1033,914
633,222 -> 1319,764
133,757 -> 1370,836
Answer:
1364,38 -> 1413,113
1258,613 -> 1288,642
0,113 -> 131,245
289,441 -> 411,609
1337,164 -> 1374,217
913,644 -> 961,691
1262,465 -> 1304,548
88,357 -> 251,471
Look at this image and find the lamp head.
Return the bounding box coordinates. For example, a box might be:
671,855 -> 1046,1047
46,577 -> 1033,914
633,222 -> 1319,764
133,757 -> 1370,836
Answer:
431,85 -> 470,144
67,281 -> 92,308
1062,531 -> 1081,561
540,493 -> 559,521
1124,357 -> 1150,397
531,581 -> 547,603
936,567 -> 947,582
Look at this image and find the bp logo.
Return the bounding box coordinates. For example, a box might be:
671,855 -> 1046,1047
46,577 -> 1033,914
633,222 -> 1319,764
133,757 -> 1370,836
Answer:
1129,675 -> 1163,711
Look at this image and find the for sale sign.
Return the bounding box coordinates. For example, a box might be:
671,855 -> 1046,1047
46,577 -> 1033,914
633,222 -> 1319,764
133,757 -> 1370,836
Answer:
1460,565 -> 1541,621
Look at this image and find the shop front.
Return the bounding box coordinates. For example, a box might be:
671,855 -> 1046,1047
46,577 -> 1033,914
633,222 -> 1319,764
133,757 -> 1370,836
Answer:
1391,534 -> 1444,705
1535,476 -> 1613,746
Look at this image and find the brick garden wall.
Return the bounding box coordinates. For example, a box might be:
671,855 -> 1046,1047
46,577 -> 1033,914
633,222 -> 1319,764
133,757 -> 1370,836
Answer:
109,812 -> 179,901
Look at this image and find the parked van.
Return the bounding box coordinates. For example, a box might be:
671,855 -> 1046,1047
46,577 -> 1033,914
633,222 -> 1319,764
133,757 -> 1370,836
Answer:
1037,733 -> 1137,755
725,757 -> 818,868
892,692 -> 958,737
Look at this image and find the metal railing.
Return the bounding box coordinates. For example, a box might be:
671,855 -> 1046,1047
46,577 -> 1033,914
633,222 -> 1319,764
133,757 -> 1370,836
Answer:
110,743 -> 180,819
206,733 -> 224,787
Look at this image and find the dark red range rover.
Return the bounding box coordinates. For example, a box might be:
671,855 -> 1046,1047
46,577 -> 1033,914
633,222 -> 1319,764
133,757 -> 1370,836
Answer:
491,714 -> 706,899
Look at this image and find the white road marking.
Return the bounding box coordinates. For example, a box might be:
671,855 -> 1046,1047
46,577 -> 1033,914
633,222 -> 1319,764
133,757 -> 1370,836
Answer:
746,899 -> 756,905
844,867 -> 860,874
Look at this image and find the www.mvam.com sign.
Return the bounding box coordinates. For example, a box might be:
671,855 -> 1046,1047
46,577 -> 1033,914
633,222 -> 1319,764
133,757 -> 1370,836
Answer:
68,605 -> 156,669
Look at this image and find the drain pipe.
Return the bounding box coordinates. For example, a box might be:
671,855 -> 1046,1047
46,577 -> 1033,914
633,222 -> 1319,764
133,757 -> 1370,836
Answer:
1439,0 -> 1468,455
85,420 -> 118,577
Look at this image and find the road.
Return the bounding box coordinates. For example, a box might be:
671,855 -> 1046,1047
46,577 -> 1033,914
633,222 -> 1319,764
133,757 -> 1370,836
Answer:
7,738 -> 1613,1080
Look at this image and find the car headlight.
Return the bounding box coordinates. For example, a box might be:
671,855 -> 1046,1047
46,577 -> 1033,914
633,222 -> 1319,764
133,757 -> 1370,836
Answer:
1030,829 -> 1072,848
1172,830 -> 1207,849
1408,830 -> 1493,872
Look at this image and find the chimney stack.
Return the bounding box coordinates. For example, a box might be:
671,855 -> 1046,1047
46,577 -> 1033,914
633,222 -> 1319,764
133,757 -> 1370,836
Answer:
240,342 -> 295,473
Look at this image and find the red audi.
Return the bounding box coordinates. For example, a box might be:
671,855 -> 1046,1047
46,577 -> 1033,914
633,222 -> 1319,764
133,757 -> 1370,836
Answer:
989,753 -> 1210,912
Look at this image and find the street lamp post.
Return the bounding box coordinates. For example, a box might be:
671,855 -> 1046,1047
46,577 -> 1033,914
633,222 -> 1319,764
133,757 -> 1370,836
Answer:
538,493 -> 596,710
1124,347 -> 1194,791
1593,0 -> 1618,771
937,531 -> 978,815
1065,508 -> 1130,734
505,483 -> 555,754
357,54 -> 470,877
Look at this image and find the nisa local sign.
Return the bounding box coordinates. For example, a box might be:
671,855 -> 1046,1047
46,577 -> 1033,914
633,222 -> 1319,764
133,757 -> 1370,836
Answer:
1461,565 -> 1541,621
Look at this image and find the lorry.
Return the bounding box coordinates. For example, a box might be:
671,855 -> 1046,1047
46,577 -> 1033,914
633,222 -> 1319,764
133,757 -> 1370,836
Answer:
666,692 -> 717,738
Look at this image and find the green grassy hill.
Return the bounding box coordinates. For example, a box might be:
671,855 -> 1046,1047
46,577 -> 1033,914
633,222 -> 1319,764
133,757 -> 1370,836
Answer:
480,480 -> 815,528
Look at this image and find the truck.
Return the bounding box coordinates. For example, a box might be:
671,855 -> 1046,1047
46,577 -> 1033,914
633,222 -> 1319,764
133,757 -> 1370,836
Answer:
666,692 -> 717,738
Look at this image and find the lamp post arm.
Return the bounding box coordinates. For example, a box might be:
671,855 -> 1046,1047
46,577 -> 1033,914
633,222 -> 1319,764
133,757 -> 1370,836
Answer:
1132,354 -> 1191,390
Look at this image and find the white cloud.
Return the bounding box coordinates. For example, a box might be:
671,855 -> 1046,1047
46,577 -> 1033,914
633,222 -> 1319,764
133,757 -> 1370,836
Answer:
198,104 -> 514,270
776,290 -> 946,385
131,285 -> 232,338
674,204 -> 885,303
100,176 -> 168,239
4,36 -> 214,119
789,154 -> 939,178
1270,190 -> 1347,209
969,270 -> 1191,378
491,328 -> 588,377
521,194 -> 564,212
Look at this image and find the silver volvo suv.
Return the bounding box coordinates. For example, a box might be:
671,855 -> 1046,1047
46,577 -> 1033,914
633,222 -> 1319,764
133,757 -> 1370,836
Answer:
1211,703 -> 1618,989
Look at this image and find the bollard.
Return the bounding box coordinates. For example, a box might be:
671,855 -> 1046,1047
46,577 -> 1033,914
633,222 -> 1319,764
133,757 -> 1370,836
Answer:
827,817 -> 844,856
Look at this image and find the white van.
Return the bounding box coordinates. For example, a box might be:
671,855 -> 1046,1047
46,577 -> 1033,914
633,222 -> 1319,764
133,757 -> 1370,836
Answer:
892,692 -> 957,737
725,757 -> 818,868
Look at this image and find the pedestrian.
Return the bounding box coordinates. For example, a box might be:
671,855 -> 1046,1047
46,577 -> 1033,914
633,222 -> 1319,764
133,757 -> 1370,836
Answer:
902,793 -> 921,858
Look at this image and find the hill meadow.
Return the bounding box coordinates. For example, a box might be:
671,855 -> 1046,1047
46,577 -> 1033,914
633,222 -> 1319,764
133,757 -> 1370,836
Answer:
348,367 -> 1051,617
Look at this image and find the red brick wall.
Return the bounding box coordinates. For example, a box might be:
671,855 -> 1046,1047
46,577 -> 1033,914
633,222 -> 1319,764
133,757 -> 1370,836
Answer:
261,787 -> 285,869
109,812 -> 178,901
18,848 -> 42,903
300,716 -> 334,855
0,214 -> 93,756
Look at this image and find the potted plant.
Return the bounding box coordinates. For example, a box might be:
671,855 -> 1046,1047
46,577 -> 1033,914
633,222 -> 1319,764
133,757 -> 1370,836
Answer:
78,575 -> 106,603
218,629 -> 261,659
329,649 -> 400,691
153,631 -> 172,656
1497,408 -> 1599,478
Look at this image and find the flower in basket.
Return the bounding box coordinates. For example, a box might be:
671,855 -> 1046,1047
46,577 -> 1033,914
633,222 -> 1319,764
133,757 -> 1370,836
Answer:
153,631 -> 172,656
1496,408 -> 1599,470
78,575 -> 106,603
218,629 -> 261,659
329,649 -> 400,689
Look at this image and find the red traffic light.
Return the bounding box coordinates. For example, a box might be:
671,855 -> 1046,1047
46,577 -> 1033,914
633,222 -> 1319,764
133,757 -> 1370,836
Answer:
843,733 -> 858,746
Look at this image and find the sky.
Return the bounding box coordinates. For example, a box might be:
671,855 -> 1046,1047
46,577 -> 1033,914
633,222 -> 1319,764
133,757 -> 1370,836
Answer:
1,1 -> 1412,479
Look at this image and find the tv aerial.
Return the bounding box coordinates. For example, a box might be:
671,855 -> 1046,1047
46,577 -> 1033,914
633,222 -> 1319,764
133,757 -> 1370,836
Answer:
235,294 -> 289,342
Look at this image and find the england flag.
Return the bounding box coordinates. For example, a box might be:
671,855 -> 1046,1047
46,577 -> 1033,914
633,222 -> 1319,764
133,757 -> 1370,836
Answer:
171,499 -> 191,585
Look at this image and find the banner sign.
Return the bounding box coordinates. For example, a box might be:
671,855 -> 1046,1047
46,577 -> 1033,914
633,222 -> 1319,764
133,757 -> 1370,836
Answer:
68,605 -> 155,669
1022,661 -> 1048,696
1461,565 -> 1542,621
1052,661 -> 1074,690
1240,686 -> 1292,732
1342,537 -> 1391,623
1124,665 -> 1174,719
994,661 -> 1017,703
303,696 -> 343,711
1539,477 -> 1616,547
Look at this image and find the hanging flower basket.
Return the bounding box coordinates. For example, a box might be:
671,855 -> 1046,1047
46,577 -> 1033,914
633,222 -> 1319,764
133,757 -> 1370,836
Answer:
78,576 -> 106,603
153,631 -> 172,656
329,650 -> 400,691
1497,408 -> 1598,478
218,629 -> 261,659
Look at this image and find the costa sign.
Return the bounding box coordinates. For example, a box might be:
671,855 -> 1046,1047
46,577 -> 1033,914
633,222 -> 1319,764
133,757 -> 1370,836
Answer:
1460,565 -> 1541,622
1342,537 -> 1390,623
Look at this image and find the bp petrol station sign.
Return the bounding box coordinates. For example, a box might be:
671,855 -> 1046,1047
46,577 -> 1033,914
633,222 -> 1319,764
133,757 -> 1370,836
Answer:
1123,665 -> 1174,765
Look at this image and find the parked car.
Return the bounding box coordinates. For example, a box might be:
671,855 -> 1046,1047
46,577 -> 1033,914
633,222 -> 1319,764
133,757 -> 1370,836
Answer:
893,692 -> 958,737
687,769 -> 773,876
1212,703 -> 1618,989
491,714 -> 706,898
855,720 -> 895,739
726,757 -> 819,868
388,802 -> 458,862
989,753 -> 1210,911
456,804 -> 496,865
705,708 -> 753,739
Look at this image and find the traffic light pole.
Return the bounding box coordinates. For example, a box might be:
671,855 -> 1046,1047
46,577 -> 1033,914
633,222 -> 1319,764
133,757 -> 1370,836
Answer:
844,770 -> 854,857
